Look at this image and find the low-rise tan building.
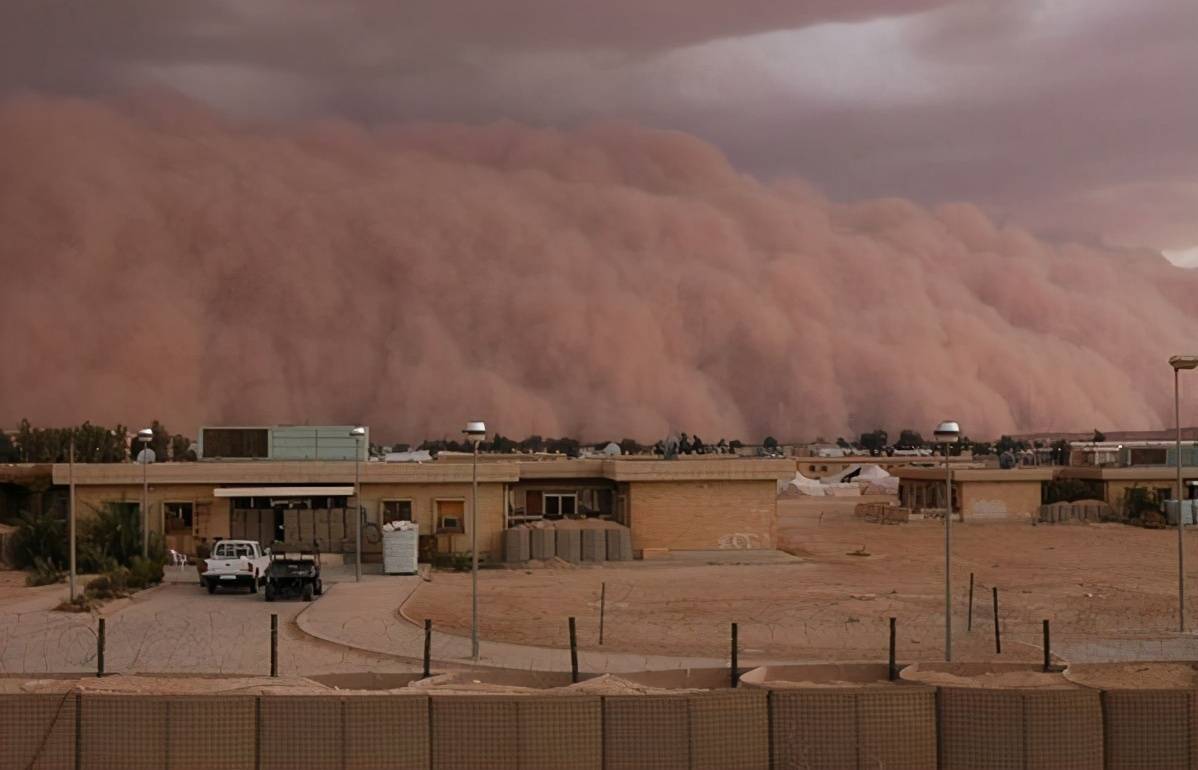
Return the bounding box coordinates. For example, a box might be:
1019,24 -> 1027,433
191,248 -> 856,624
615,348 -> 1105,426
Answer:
50,457 -> 792,560
898,465 -> 1198,521
897,468 -> 1055,520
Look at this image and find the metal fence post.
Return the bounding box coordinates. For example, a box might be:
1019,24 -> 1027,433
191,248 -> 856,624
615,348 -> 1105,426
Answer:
97,618 -> 105,677
569,616 -> 579,683
270,614 -> 278,677
967,573 -> 975,632
423,619 -> 432,679
888,617 -> 897,681
730,622 -> 739,688
992,587 -> 1001,654
1042,619 -> 1051,672
599,582 -> 606,646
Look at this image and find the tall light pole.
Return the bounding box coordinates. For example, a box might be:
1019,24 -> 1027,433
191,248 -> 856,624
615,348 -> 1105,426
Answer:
68,433 -> 76,601
464,420 -> 487,661
137,428 -> 153,558
934,420 -> 961,662
350,426 -> 367,583
1170,356 -> 1198,632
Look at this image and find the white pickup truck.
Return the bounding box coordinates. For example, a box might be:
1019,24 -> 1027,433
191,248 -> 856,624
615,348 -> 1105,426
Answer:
202,540 -> 271,594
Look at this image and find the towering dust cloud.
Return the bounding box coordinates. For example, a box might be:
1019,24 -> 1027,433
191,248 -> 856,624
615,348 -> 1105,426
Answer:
2,96 -> 1195,441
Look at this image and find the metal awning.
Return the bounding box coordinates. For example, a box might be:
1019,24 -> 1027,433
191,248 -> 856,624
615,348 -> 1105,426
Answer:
213,486 -> 356,498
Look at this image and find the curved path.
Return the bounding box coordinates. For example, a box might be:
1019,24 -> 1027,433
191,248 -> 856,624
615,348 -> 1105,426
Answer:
296,578 -> 729,672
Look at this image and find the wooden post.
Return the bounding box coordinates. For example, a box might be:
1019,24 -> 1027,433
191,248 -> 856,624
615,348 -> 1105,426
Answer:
599,582 -> 606,646
1042,619 -> 1051,672
97,618 -> 105,677
992,587 -> 1001,654
569,617 -> 579,683
423,619 -> 432,678
967,573 -> 975,632
270,613 -> 278,677
888,617 -> 897,681
730,622 -> 739,689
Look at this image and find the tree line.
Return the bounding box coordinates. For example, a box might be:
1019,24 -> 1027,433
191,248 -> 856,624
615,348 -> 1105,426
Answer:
0,419 -> 196,463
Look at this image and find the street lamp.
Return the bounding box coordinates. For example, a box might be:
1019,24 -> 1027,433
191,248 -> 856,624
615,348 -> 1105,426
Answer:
68,433 -> 76,601
350,426 -> 367,583
463,420 -> 487,661
137,428 -> 153,558
1170,356 -> 1198,632
934,420 -> 961,662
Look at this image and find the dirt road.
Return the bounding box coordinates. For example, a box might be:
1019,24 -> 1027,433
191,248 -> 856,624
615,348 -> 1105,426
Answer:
406,499 -> 1198,663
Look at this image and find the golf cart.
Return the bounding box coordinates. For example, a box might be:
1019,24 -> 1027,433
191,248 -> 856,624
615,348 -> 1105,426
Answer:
263,549 -> 322,602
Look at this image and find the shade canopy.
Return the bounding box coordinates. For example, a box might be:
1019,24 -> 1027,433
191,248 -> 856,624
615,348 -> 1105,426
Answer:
213,486 -> 355,498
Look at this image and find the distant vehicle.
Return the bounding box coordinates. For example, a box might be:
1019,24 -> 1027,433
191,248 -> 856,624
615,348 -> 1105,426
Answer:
201,539 -> 270,594
264,550 -> 323,602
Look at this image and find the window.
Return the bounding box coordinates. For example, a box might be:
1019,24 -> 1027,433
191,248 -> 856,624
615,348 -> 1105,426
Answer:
165,502 -> 194,533
436,499 -> 465,533
213,542 -> 255,559
544,493 -> 577,518
382,500 -> 413,525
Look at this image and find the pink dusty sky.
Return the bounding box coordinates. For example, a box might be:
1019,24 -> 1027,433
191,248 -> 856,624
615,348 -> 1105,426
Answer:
2,0 -> 1194,260
2,1 -> 1197,442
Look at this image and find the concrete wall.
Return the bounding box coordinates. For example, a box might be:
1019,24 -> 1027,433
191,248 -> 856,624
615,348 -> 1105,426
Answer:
628,480 -> 776,551
357,482 -> 506,558
1105,478 -> 1175,514
957,480 -> 1043,520
69,481 -> 507,559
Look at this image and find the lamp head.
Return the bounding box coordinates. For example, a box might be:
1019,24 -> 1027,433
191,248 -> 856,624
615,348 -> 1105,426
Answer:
137,428 -> 153,443
933,421 -> 961,444
1170,356 -> 1198,371
350,426 -> 367,438
463,421 -> 487,444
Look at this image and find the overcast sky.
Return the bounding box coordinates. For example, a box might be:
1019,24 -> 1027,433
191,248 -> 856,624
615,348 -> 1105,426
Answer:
4,0 -> 1195,264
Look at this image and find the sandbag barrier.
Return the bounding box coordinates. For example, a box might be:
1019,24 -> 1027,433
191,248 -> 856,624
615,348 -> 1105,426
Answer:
2,666 -> 1196,770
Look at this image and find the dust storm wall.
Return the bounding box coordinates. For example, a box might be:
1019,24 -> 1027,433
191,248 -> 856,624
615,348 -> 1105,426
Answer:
3,96 -> 1196,442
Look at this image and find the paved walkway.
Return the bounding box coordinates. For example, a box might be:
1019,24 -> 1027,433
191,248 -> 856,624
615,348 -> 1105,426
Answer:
296,578 -> 729,672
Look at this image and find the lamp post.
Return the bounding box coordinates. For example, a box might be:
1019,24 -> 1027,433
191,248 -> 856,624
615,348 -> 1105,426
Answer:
68,433 -> 76,601
350,426 -> 367,583
1170,356 -> 1198,632
934,420 -> 961,662
137,428 -> 153,558
463,420 -> 487,661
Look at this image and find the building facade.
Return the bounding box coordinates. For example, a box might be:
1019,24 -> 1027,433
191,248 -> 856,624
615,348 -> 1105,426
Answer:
51,457 -> 792,560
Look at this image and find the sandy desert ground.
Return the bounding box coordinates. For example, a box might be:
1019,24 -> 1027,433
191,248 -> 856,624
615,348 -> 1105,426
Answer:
405,497 -> 1198,663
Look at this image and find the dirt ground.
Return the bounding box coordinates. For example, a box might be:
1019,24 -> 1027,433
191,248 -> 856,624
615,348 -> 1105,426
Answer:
406,498 -> 1198,663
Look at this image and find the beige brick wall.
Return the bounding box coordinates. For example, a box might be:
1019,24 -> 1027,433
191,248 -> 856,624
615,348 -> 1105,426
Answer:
958,481 -> 1043,520
358,483 -> 506,557
1106,479 -> 1175,515
69,481 -> 507,559
628,480 -> 776,551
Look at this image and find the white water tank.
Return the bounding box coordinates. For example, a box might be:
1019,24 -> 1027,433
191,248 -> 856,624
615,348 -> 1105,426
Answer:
383,524 -> 419,575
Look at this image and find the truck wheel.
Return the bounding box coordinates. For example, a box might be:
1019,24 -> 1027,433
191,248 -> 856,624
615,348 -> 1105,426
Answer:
302,583 -> 314,602
206,579 -> 216,595
314,579 -> 323,596
264,583 -> 274,602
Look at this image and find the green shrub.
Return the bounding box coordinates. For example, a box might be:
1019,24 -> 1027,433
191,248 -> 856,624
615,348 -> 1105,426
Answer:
11,510 -> 66,570
55,594 -> 98,613
79,503 -> 142,572
128,555 -> 165,589
86,568 -> 131,599
25,556 -> 64,587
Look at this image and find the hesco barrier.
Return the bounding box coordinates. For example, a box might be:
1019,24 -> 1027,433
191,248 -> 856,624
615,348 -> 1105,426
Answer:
903,663 -> 1104,770
1101,690 -> 1197,770
2,667 -> 1196,769
744,664 -> 937,770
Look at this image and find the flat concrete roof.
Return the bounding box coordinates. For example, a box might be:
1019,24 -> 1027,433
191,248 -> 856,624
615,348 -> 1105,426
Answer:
896,467 -> 1056,482
51,457 -> 795,486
